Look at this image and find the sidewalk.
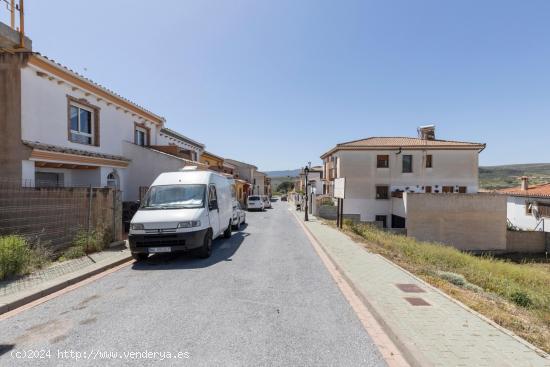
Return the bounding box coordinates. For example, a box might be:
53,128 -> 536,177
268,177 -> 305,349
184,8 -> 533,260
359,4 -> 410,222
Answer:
0,244 -> 132,314
295,212 -> 550,367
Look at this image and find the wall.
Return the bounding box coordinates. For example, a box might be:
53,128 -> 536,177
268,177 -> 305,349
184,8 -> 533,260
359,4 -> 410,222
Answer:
20,64 -> 160,157
335,149 -> 480,221
506,196 -> 549,232
405,193 -> 507,251
506,231 -> 547,253
122,141 -> 189,201
0,53 -> 32,182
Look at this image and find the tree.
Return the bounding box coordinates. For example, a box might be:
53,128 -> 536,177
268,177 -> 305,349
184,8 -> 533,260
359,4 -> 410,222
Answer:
276,181 -> 294,193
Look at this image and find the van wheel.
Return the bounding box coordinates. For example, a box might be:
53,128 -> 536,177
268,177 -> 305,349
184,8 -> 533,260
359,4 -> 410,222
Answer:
223,221 -> 232,238
197,230 -> 212,258
132,253 -> 148,261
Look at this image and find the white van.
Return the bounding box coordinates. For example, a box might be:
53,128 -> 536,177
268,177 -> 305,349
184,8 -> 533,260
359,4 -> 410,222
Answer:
129,169 -> 233,261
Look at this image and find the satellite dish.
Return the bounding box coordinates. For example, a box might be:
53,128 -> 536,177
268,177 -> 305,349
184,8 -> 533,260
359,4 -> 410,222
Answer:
530,202 -> 541,221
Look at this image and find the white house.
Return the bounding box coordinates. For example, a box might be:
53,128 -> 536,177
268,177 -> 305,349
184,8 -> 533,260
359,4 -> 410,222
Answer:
498,177 -> 550,232
298,166 -> 323,195
320,126 -> 485,228
1,51 -> 204,201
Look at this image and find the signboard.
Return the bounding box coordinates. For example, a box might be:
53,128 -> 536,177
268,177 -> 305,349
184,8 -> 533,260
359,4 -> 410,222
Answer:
334,178 -> 346,199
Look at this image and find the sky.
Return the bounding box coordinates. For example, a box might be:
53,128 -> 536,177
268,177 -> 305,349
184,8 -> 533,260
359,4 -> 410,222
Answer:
14,0 -> 550,170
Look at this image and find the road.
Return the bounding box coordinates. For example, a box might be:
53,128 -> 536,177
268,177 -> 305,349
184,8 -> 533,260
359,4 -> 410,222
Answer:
0,200 -> 386,366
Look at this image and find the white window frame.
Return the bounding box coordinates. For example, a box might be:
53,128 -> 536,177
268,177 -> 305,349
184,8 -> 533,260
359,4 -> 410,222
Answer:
135,126 -> 148,146
69,102 -> 95,145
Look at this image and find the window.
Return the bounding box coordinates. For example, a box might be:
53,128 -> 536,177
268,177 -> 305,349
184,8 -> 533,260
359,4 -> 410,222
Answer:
376,185 -> 389,200
375,215 -> 387,228
377,155 -> 389,168
35,172 -> 63,187
106,171 -> 119,189
142,184 -> 206,209
208,185 -> 218,210
402,155 -> 412,173
425,186 -> 432,193
458,186 -> 467,193
426,155 -> 433,168
69,103 -> 94,145
442,186 -> 454,193
134,123 -> 149,146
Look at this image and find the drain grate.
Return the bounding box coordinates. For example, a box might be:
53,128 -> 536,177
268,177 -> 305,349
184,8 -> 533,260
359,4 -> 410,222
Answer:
404,297 -> 431,306
395,283 -> 425,293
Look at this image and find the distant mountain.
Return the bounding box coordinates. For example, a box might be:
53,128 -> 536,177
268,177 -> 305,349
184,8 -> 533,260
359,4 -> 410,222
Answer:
265,169 -> 301,178
479,163 -> 550,190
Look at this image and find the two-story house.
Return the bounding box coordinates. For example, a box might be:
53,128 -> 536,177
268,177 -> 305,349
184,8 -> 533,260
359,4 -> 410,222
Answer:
320,126 -> 485,228
1,49 -> 205,201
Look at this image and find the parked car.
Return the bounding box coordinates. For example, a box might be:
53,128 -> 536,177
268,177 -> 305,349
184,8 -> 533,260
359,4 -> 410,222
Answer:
281,195 -> 287,201
129,168 -> 234,261
262,195 -> 272,209
247,195 -> 264,211
232,202 -> 246,229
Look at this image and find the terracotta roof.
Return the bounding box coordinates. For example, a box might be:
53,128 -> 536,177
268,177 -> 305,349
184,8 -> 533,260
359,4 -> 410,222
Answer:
23,141 -> 130,162
321,137 -> 485,158
160,128 -> 205,149
497,183 -> 550,198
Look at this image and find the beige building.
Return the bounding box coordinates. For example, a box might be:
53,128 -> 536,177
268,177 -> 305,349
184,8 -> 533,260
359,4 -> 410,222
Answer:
320,126 -> 485,228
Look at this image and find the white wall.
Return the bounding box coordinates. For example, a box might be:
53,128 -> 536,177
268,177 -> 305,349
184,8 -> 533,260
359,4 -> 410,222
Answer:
122,141 -> 191,201
507,196 -> 549,232
21,65 -> 161,157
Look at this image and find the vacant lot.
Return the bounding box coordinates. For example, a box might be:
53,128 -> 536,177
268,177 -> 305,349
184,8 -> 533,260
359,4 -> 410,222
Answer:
339,221 -> 550,354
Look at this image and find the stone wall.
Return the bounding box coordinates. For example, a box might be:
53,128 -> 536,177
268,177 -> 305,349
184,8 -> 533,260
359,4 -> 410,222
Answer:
405,193 -> 507,251
506,231 -> 547,253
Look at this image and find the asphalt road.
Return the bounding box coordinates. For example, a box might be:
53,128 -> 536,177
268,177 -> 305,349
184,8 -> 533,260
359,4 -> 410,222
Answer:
0,200 -> 386,366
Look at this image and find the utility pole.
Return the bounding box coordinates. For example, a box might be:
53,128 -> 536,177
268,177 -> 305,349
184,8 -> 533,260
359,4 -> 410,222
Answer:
304,165 -> 309,221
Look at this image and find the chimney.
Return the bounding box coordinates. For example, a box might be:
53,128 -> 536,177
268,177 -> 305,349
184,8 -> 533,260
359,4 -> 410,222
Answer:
520,176 -> 529,191
418,125 -> 436,140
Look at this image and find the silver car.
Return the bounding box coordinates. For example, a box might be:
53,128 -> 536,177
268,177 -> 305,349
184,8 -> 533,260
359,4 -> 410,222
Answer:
232,202 -> 246,229
262,195 -> 272,209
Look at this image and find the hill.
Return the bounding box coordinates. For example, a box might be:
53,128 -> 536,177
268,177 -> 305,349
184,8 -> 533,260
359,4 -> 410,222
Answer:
265,169 -> 301,177
479,163 -> 550,190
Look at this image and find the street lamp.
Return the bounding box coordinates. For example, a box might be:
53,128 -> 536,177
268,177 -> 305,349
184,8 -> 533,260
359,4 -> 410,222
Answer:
304,166 -> 309,221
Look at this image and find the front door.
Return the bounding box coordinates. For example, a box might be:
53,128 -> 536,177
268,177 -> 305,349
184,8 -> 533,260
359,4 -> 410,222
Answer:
208,184 -> 221,237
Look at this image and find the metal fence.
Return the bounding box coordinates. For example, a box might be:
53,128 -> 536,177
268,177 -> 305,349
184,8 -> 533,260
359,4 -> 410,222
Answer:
0,179 -> 122,256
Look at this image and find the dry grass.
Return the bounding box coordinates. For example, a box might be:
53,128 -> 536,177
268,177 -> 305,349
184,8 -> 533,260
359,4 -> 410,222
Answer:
335,221 -> 550,354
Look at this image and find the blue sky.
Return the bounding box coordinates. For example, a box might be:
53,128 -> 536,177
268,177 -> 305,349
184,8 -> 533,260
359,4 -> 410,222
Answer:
19,0 -> 550,170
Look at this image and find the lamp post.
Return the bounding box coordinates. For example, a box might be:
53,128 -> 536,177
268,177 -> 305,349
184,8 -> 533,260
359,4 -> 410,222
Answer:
304,166 -> 309,221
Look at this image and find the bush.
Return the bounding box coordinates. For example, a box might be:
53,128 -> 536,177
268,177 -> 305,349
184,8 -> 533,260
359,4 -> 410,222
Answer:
73,228 -> 106,254
0,235 -> 32,280
511,291 -> 533,308
62,245 -> 86,260
438,271 -> 466,286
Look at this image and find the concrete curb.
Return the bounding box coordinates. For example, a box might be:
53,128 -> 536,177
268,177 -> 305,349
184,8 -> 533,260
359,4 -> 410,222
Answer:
0,253 -> 133,315
292,212 -> 427,367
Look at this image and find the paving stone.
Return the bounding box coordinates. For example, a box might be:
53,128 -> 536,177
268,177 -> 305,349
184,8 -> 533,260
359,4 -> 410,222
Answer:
299,214 -> 550,367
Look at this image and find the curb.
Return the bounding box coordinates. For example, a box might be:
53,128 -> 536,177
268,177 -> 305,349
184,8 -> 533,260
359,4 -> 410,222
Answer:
0,254 -> 133,315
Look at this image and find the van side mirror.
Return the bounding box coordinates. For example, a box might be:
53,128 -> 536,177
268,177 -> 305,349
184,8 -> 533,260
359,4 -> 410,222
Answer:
209,200 -> 218,211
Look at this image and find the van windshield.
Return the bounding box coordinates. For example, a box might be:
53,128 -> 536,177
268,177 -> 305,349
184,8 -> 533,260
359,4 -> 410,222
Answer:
142,184 -> 206,209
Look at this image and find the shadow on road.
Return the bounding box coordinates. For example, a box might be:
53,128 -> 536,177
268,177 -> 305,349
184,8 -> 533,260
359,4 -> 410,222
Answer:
131,229 -> 250,271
